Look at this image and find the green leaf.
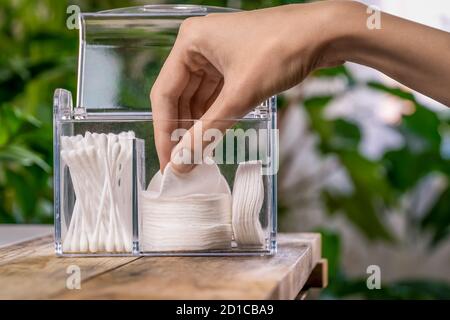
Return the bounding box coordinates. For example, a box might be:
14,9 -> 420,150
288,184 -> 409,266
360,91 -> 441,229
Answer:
402,104 -> 442,152
421,187 -> 450,246
383,148 -> 446,191
0,60 -> 58,103
329,119 -> 361,150
369,82 -> 441,151
313,65 -> 356,85
0,125 -> 8,146
0,145 -> 50,172
304,97 -> 393,241
368,81 -> 416,102
324,190 -> 393,241
340,150 -> 393,202
328,151 -> 394,241
5,170 -> 38,220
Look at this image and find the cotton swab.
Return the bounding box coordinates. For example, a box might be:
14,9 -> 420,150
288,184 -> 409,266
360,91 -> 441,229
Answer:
61,132 -> 136,253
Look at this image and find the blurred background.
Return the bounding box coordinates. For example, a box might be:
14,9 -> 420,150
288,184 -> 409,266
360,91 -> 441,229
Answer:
0,0 -> 449,299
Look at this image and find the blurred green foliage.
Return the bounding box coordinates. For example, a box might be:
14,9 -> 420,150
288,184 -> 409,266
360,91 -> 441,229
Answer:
0,0 -> 449,299
306,67 -> 450,299
319,228 -> 450,299
304,67 -> 450,247
0,0 -> 78,223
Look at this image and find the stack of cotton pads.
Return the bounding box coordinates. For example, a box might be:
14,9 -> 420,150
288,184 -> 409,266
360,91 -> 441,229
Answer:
232,161 -> 265,247
141,161 -> 233,251
61,131 -> 135,253
140,159 -> 266,252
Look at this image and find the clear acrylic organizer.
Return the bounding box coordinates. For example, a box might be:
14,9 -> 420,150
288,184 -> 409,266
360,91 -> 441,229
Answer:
54,5 -> 277,257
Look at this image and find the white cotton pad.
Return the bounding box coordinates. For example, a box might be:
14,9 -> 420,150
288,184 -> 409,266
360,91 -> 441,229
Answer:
147,161 -> 231,197
140,160 -> 233,252
232,161 -> 266,247
141,197 -> 232,251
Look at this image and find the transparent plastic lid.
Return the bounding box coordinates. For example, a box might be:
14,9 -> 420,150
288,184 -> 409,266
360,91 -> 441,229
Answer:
77,5 -> 238,113
96,5 -> 238,16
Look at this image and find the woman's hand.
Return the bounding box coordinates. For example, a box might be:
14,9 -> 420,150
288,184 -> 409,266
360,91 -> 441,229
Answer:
150,0 -> 450,173
150,1 -> 349,172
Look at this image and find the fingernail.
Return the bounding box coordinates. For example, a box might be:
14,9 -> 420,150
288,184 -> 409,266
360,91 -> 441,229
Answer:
170,146 -> 195,174
171,162 -> 195,174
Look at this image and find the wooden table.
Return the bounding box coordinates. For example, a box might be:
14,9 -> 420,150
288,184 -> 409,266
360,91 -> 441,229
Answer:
0,231 -> 327,300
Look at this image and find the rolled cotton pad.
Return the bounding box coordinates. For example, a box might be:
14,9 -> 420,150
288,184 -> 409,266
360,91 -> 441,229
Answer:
140,160 -> 233,252
232,161 -> 266,247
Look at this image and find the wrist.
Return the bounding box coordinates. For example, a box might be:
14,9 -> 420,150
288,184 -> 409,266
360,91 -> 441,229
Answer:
320,1 -> 369,67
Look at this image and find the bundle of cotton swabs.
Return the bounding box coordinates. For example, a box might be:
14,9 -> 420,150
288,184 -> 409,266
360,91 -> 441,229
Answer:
61,131 -> 135,253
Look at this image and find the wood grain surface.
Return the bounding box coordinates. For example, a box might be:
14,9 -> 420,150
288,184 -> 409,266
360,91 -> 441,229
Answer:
0,233 -> 323,300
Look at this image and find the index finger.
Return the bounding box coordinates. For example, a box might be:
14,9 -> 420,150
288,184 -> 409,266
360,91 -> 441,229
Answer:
150,44 -> 190,171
